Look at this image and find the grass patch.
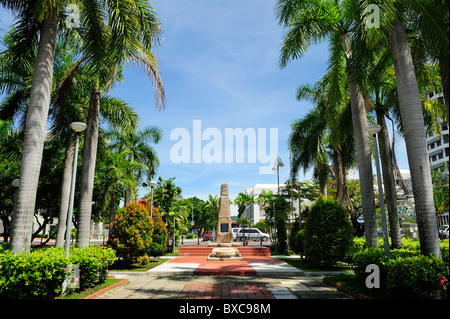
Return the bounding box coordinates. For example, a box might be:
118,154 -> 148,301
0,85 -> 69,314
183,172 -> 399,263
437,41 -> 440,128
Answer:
57,279 -> 123,299
279,258 -> 353,272
323,273 -> 380,299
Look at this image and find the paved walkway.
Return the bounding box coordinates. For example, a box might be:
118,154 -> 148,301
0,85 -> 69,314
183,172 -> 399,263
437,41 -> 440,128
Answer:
100,255 -> 354,299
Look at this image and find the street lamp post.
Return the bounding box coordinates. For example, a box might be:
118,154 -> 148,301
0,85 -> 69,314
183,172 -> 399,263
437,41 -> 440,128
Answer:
272,155 -> 285,194
271,196 -> 277,254
148,181 -> 157,218
295,181 -> 302,230
65,122 -> 87,257
367,125 -> 390,256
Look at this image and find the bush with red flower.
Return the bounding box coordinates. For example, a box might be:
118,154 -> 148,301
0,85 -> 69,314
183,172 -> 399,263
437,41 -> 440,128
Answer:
107,199 -> 168,263
107,201 -> 155,264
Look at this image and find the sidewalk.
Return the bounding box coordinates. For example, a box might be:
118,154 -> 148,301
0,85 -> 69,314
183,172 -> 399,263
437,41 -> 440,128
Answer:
100,252 -> 354,299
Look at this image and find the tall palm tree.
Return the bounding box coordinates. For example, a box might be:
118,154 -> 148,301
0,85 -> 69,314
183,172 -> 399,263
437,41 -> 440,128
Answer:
75,0 -> 165,248
276,0 -> 378,247
2,0 -> 63,253
356,0 -> 441,257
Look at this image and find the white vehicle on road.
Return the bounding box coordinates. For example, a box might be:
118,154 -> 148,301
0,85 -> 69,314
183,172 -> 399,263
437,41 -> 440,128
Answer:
236,228 -> 269,242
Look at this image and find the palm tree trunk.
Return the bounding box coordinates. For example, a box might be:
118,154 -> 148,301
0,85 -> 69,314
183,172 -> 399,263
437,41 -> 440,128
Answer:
389,20 -> 441,257
334,147 -> 346,207
76,88 -> 101,248
375,110 -> 402,249
348,81 -> 378,248
55,142 -> 75,247
10,13 -> 59,254
341,31 -> 378,248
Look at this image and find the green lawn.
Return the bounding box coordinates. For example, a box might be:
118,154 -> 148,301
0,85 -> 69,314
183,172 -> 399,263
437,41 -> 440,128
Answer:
57,278 -> 124,299
323,273 -> 381,299
279,258 -> 353,272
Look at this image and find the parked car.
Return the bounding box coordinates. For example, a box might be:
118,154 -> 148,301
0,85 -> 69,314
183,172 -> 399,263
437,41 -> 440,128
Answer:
236,228 -> 269,242
232,228 -> 241,241
202,231 -> 214,241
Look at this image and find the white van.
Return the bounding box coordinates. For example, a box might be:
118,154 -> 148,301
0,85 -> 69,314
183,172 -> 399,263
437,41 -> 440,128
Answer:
236,228 -> 269,241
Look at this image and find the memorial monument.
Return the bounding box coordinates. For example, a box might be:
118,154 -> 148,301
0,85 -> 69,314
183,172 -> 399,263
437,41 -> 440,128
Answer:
207,183 -> 242,260
216,183 -> 233,244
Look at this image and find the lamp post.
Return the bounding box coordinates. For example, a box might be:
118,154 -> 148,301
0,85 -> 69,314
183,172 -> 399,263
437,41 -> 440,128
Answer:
65,122 -> 87,257
295,181 -> 302,230
367,125 -> 390,256
148,181 -> 157,218
271,196 -> 277,254
272,155 -> 284,194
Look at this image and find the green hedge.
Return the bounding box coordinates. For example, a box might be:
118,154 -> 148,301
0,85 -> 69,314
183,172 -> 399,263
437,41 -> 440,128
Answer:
0,245 -> 116,299
351,240 -> 449,299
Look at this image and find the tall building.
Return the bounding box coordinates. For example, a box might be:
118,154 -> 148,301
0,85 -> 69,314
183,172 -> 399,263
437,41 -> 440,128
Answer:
426,92 -> 449,172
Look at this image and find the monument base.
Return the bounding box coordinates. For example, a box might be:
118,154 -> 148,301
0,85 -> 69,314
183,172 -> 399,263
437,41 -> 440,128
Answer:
207,247 -> 243,261
207,242 -> 243,247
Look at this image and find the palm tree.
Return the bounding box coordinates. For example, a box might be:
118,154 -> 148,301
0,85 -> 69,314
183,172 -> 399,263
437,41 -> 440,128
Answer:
233,193 -> 256,218
0,27 -> 141,247
106,125 -> 162,205
75,0 -> 165,248
1,0 -> 63,253
276,0 -> 378,247
356,0 -> 441,257
150,177 -> 182,220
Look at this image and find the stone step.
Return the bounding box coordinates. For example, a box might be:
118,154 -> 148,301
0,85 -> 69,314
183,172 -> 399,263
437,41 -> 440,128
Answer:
179,246 -> 271,257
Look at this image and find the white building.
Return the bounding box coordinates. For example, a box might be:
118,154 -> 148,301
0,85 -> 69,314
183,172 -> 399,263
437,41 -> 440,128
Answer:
426,92 -> 449,171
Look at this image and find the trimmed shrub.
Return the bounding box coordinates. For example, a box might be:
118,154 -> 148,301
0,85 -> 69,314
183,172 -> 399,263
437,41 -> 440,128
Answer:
68,246 -> 116,290
385,255 -> 448,299
0,247 -> 67,298
275,217 -> 288,255
303,196 -> 354,265
296,229 -> 305,256
288,221 -> 300,253
0,246 -> 116,299
351,247 -> 449,299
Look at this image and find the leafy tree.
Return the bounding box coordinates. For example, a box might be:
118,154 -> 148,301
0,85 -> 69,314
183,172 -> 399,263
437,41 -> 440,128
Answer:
303,196 -> 354,266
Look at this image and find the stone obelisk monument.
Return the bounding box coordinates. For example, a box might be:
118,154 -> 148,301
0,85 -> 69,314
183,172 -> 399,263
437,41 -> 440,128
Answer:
216,183 -> 233,244
208,183 -> 242,260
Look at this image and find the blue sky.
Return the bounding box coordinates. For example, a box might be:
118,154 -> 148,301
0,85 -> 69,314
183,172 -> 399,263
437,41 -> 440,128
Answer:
0,1 -> 410,215
109,0 -> 330,208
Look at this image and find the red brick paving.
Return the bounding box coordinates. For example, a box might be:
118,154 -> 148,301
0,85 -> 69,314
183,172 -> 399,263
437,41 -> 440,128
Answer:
193,262 -> 256,276
178,284 -> 275,299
